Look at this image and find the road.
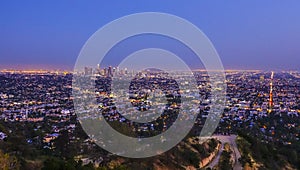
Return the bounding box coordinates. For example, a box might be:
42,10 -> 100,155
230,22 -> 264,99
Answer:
207,141 -> 223,168
206,135 -> 243,170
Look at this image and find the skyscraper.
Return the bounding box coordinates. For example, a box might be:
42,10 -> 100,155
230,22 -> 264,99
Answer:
269,71 -> 274,112
108,66 -> 113,77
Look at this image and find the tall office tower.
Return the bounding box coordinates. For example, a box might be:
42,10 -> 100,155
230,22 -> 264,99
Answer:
97,64 -> 101,74
124,68 -> 128,75
269,71 -> 274,111
103,68 -> 108,77
116,67 -> 120,75
84,67 -> 93,75
108,66 -> 113,77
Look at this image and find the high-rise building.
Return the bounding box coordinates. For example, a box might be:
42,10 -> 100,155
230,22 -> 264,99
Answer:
84,67 -> 93,75
96,64 -> 101,75
268,71 -> 274,112
108,66 -> 113,77
103,68 -> 108,77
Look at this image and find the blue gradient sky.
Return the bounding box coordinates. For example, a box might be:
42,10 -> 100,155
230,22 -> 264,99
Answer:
0,1 -> 299,70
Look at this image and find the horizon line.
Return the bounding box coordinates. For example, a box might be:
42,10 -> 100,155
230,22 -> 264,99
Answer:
0,68 -> 299,73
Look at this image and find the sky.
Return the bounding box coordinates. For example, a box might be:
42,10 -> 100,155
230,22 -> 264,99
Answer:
0,1 -> 300,71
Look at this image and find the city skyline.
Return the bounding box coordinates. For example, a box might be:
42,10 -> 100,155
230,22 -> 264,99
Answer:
1,1 -> 300,71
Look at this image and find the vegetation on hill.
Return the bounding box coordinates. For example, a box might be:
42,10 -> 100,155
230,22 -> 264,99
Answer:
237,131 -> 300,170
0,118 -> 220,170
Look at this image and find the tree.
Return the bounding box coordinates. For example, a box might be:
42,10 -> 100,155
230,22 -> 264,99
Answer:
42,157 -> 64,170
0,150 -> 20,170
